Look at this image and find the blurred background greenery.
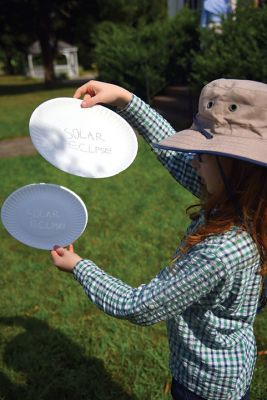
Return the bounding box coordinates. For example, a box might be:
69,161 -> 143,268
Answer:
1,1 -> 267,101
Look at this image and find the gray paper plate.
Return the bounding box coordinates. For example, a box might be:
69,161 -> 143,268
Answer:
1,183 -> 88,250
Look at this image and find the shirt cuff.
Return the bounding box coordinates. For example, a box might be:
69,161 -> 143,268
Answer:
117,94 -> 143,119
73,259 -> 95,285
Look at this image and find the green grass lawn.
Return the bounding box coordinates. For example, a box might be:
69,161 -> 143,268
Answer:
0,76 -> 266,400
0,75 -> 89,140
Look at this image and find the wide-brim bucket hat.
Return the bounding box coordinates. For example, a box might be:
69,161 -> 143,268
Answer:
153,79 -> 267,167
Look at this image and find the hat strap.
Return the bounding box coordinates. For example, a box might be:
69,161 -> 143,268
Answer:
193,116 -> 214,139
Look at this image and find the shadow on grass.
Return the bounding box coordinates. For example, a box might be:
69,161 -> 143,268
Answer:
0,316 -> 136,400
0,79 -> 92,96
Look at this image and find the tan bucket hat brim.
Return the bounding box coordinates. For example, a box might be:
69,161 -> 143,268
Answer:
154,126 -> 267,167
153,79 -> 267,168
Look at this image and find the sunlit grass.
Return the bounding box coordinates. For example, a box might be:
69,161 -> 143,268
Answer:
0,138 -> 195,399
0,75 -> 86,140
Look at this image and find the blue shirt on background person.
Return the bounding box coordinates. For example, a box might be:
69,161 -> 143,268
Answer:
201,0 -> 233,28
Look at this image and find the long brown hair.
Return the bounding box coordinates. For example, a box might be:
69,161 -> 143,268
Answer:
180,158 -> 267,276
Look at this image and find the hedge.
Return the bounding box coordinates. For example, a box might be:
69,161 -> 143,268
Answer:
92,6 -> 267,99
92,8 -> 200,102
190,6 -> 267,88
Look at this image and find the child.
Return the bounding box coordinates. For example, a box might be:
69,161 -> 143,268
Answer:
51,79 -> 267,400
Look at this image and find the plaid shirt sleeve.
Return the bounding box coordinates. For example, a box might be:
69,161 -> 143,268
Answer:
118,95 -> 202,198
73,250 -> 227,326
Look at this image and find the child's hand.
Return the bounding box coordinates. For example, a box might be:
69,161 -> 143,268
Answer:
51,244 -> 82,273
73,80 -> 133,110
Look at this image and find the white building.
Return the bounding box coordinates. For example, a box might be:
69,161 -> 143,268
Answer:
27,40 -> 79,79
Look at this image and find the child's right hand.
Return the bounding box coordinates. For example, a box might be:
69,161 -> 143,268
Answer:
73,80 -> 133,110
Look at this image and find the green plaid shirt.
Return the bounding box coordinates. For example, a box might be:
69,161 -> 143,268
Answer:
73,95 -> 262,400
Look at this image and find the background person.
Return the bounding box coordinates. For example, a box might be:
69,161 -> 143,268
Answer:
200,0 -> 234,28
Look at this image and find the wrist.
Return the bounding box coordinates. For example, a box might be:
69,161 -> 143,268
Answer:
116,91 -> 133,110
72,258 -> 83,272
73,256 -> 82,267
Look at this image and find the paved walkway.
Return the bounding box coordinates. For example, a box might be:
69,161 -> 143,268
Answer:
0,137 -> 36,158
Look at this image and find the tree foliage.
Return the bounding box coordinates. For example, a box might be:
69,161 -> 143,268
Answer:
0,0 -> 167,83
0,0 -> 86,83
96,0 -> 167,26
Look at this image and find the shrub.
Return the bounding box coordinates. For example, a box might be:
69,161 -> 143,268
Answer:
167,7 -> 200,85
190,6 -> 267,89
92,20 -> 170,102
92,8 -> 200,102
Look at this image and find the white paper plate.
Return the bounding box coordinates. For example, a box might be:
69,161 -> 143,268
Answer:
1,183 -> 88,250
29,98 -> 138,178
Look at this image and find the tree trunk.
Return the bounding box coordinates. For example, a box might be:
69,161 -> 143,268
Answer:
39,35 -> 56,86
37,2 -> 56,86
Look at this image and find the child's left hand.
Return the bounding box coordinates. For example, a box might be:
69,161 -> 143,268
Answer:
51,244 -> 82,273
